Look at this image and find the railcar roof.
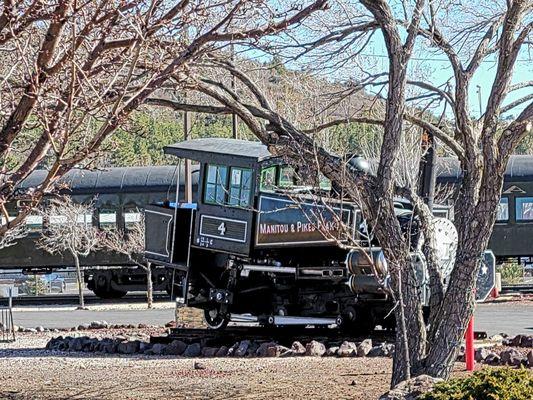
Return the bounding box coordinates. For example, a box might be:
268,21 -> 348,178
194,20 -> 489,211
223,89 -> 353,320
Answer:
15,165 -> 199,195
437,155 -> 533,181
164,138 -> 273,163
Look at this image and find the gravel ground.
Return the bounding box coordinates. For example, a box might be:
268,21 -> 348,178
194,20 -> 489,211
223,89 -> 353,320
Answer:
0,332 -> 479,400
1,332 -> 389,400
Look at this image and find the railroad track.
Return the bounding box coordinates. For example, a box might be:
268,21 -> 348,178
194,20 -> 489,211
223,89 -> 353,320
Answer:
151,326 -> 395,348
1,292 -> 171,306
500,283 -> 533,294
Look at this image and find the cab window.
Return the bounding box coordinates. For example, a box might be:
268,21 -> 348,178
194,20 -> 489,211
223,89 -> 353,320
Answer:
496,197 -> 509,222
204,164 -> 252,207
204,165 -> 228,205
228,168 -> 252,207
279,166 -> 295,188
260,166 -> 277,191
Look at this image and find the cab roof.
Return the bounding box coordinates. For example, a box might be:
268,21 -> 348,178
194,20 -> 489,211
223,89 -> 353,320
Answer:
164,138 -> 276,167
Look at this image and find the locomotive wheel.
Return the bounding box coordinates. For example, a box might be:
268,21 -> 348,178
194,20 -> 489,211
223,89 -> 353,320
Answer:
204,305 -> 230,330
92,287 -> 128,299
340,308 -> 375,336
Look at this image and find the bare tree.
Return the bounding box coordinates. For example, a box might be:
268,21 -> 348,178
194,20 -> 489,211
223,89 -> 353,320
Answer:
0,0 -> 327,239
39,196 -> 100,309
0,223 -> 27,250
101,214 -> 154,308
149,0 -> 532,386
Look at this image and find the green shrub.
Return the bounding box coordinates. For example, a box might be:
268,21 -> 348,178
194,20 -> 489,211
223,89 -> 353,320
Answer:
498,262 -> 524,285
421,368 -> 533,400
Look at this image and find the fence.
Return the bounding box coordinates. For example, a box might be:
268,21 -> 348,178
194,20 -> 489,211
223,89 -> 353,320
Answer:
0,286 -> 16,342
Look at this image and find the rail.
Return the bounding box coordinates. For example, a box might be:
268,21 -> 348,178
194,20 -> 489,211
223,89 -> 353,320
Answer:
9,292 -> 171,306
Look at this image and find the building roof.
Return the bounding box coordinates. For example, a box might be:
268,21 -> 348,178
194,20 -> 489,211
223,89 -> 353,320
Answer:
164,138 -> 273,164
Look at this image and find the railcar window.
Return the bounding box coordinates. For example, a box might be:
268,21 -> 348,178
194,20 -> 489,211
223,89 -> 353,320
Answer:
50,215 -> 67,225
497,198 -> 509,222
25,215 -> 43,232
516,197 -> 533,221
228,167 -> 252,207
260,166 -> 277,191
124,209 -> 142,230
76,213 -> 93,226
204,165 -> 228,205
99,209 -> 117,230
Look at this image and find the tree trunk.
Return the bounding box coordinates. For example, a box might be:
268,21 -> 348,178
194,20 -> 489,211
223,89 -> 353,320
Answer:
146,262 -> 153,309
73,253 -> 85,310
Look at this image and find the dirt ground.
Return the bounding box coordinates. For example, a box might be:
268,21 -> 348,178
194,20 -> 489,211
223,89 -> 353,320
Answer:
0,332 -> 478,400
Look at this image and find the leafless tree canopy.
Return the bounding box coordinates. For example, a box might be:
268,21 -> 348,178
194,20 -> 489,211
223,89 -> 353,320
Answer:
0,0 -> 327,236
0,219 -> 26,249
38,197 -> 99,257
38,196 -> 100,308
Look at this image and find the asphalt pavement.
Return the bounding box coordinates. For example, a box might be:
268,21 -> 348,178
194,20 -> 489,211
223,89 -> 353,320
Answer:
8,301 -> 532,336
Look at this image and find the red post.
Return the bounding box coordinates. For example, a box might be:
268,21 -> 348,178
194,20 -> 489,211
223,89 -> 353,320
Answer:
465,317 -> 475,371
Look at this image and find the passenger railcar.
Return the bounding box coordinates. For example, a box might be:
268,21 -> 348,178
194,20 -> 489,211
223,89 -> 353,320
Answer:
0,166 -> 198,298
437,155 -> 533,264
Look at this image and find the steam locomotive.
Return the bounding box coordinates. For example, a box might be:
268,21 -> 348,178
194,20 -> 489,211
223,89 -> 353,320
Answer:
144,138 -> 457,331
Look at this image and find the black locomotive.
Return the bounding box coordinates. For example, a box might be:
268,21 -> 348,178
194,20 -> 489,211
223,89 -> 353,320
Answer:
144,138 -> 451,331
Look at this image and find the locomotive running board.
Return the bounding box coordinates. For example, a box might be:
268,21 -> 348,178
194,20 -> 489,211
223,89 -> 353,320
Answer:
229,313 -> 338,327
267,315 -> 338,326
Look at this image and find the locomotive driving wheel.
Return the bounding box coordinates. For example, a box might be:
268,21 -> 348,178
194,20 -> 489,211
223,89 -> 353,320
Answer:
204,304 -> 230,330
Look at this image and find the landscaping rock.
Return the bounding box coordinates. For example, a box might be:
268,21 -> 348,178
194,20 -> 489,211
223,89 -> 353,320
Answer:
326,346 -> 339,356
484,352 -> 501,365
90,321 -> 108,329
522,336 -> 533,348
193,361 -> 206,370
489,334 -> 504,342
183,343 -> 201,357
150,343 -> 167,355
337,341 -> 357,357
117,340 -> 140,354
226,342 -> 240,357
356,339 -> 373,357
234,340 -> 251,357
246,341 -> 260,357
368,344 -> 388,357
500,348 -> 523,366
164,340 -> 187,356
379,375 -> 443,400
511,335 -> 525,347
290,341 -> 306,356
215,346 -> 229,357
35,326 -> 45,332
256,342 -> 278,357
305,340 -> 326,357
475,347 -> 490,362
139,342 -> 151,353
201,347 -> 218,357
266,345 -> 289,357
527,350 -> 533,367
